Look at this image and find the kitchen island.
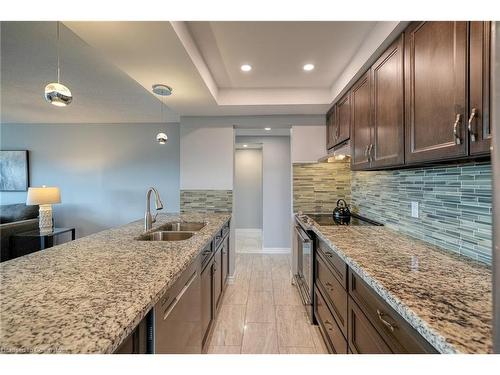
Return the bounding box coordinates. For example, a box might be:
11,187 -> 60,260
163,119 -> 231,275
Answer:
0,212 -> 231,354
296,214 -> 492,354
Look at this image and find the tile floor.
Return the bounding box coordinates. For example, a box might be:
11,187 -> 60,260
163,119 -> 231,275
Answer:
207,253 -> 328,354
235,229 -> 263,253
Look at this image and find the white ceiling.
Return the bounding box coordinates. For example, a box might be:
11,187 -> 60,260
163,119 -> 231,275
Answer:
186,21 -> 377,89
1,21 -> 401,124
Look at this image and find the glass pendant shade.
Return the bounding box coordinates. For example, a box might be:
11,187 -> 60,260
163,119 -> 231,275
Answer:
44,83 -> 73,107
156,132 -> 168,144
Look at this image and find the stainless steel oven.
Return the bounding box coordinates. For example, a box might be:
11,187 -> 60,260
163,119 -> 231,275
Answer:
294,222 -> 314,322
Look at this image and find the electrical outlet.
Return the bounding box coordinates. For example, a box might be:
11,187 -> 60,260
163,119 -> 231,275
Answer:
411,201 -> 419,218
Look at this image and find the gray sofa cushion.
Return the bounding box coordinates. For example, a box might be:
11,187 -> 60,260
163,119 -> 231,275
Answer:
0,203 -> 39,224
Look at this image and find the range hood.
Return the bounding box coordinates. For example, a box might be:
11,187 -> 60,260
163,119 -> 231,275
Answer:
318,140 -> 351,162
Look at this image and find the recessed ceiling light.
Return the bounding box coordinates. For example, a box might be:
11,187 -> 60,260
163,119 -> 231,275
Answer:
264,127 -> 271,131
243,144 -> 248,148
240,64 -> 252,72
303,63 -> 315,71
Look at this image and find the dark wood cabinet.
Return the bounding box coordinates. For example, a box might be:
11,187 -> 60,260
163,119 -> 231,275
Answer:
370,34 -> 405,168
349,270 -> 437,353
114,314 -> 148,354
348,296 -> 392,354
351,72 -> 372,169
326,106 -> 337,150
469,21 -> 492,156
315,252 -> 348,336
222,234 -> 229,287
314,286 -> 348,354
213,245 -> 223,312
201,257 -> 214,347
404,21 -> 468,164
336,93 -> 351,147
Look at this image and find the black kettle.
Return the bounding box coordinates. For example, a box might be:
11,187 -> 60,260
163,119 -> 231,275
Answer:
333,199 -> 351,220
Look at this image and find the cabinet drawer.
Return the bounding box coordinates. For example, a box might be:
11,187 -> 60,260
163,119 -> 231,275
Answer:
200,242 -> 214,270
315,252 -> 348,336
348,296 -> 392,354
317,240 -> 347,288
348,270 -> 437,353
314,286 -> 348,354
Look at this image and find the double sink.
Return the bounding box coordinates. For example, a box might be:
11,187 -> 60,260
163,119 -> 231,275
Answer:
137,222 -> 206,242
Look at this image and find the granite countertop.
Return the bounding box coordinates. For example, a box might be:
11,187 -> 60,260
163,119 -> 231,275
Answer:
296,214 -> 492,354
0,212 -> 231,354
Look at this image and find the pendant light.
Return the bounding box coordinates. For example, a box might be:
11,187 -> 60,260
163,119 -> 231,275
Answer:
44,22 -> 72,107
152,84 -> 173,145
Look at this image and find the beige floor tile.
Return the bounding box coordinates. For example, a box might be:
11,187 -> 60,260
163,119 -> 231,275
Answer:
279,346 -> 318,354
310,325 -> 329,354
245,291 -> 275,323
272,282 -> 302,306
207,346 -> 241,354
223,283 -> 249,305
249,270 -> 273,292
275,305 -> 315,348
210,304 -> 246,346
241,323 -> 279,354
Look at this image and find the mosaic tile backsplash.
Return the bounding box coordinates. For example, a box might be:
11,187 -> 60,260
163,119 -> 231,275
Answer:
293,160 -> 351,213
180,190 -> 233,213
351,162 -> 493,264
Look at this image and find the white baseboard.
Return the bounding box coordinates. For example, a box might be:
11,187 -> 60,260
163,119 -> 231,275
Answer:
235,228 -> 262,235
226,275 -> 235,284
262,247 -> 291,254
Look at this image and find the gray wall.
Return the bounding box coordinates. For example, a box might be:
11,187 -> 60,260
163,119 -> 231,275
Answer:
0,123 -> 180,237
234,148 -> 263,229
236,136 -> 291,250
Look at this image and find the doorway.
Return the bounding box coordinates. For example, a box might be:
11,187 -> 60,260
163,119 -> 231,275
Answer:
234,144 -> 263,253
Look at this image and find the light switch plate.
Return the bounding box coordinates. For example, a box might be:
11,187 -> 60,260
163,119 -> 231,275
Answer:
411,201 -> 419,218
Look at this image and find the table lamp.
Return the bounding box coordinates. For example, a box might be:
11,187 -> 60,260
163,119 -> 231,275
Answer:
26,186 -> 61,232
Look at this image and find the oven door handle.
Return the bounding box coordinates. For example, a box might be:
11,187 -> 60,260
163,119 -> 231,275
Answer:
295,226 -> 311,243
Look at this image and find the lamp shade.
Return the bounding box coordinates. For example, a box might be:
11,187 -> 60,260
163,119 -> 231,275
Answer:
26,186 -> 61,205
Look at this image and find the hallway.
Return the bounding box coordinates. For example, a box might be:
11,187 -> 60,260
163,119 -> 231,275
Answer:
207,253 -> 327,354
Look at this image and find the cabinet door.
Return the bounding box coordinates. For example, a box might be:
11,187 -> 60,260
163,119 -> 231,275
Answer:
326,106 -> 337,150
370,35 -> 405,168
213,246 -> 223,312
469,21 -> 492,156
201,260 -> 213,345
336,93 -> 350,146
221,235 -> 229,290
348,297 -> 392,354
351,72 -> 372,170
405,21 -> 468,164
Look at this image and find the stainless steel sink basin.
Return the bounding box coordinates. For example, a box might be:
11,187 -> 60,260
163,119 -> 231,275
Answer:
138,231 -> 194,241
159,222 -> 206,232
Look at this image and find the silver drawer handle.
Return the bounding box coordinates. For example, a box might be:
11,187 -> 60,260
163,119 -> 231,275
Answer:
453,114 -> 462,145
163,271 -> 197,320
377,309 -> 395,332
468,108 -> 478,142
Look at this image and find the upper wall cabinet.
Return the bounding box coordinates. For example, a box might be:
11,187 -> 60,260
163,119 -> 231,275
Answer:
404,21 -> 468,164
351,72 -> 372,169
370,35 -> 405,168
469,21 -> 492,156
326,93 -> 350,151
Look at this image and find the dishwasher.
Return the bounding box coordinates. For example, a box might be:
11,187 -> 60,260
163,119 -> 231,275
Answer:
150,260 -> 202,354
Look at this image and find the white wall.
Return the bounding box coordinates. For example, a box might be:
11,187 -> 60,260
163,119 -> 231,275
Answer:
236,136 -> 291,251
0,123 -> 180,237
180,120 -> 234,190
291,125 -> 326,162
234,149 -> 263,229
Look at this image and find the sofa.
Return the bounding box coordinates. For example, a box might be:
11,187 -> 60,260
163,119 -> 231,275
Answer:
0,204 -> 39,262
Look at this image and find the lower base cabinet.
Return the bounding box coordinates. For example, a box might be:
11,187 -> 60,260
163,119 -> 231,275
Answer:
314,242 -> 438,354
114,315 -> 149,354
